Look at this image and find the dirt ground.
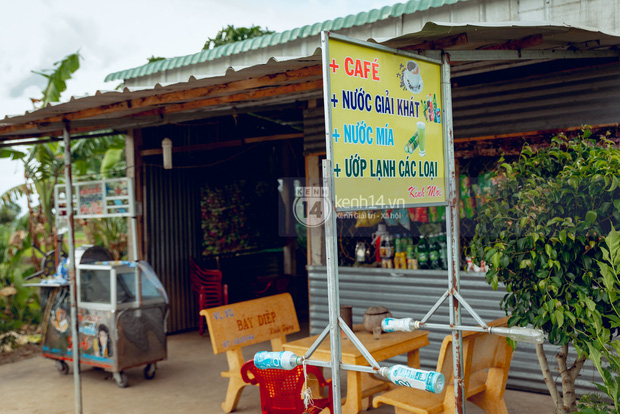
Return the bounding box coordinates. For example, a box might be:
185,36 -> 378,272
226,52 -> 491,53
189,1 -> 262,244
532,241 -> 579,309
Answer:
0,328 -> 556,414
0,343 -> 40,366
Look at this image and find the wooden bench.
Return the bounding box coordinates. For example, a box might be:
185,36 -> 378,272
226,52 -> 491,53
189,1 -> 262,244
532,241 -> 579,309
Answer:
200,293 -> 300,413
372,317 -> 512,414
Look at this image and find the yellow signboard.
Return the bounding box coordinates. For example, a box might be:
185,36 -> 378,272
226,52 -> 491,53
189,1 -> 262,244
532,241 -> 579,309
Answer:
325,36 -> 447,210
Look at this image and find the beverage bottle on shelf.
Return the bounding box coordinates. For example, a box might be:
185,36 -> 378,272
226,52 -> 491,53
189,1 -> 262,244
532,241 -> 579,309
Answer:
394,234 -> 407,269
417,235 -> 429,270
429,234 -> 441,270
254,351 -> 301,370
380,234 -> 394,268
439,232 -> 448,270
406,243 -> 418,270
372,224 -> 390,263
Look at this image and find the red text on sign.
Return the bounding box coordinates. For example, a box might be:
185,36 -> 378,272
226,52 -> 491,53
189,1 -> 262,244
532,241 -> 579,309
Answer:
344,57 -> 380,81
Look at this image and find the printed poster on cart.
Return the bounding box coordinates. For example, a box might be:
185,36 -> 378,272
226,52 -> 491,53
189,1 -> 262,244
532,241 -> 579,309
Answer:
324,35 -> 447,211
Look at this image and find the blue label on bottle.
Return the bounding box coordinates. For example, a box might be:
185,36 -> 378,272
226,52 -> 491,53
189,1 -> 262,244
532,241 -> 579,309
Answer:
254,352 -> 282,369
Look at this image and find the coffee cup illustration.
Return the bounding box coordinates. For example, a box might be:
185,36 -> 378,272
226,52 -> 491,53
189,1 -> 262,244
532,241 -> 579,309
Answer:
403,60 -> 423,94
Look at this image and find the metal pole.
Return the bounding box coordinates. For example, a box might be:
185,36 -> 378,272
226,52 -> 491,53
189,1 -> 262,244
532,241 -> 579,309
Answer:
321,31 -> 343,414
131,217 -> 139,262
441,53 -> 465,414
63,124 -> 82,414
322,158 -> 342,414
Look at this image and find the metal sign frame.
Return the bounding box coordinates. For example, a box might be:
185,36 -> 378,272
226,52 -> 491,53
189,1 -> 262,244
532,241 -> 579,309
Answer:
319,31 -> 465,413
54,177 -> 136,221
323,33 -> 449,213
52,170 -> 141,414
313,32 -> 567,414
55,177 -> 139,262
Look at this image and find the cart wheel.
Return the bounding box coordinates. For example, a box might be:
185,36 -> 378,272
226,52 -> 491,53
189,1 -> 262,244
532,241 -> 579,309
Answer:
113,371 -> 129,388
55,360 -> 69,375
144,363 -> 157,380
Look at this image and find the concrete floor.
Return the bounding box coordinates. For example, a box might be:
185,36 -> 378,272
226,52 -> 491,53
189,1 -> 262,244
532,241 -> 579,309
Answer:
0,324 -> 556,414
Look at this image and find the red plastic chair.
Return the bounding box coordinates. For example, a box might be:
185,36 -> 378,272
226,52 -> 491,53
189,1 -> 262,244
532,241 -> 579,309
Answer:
189,257 -> 228,335
240,360 -> 333,414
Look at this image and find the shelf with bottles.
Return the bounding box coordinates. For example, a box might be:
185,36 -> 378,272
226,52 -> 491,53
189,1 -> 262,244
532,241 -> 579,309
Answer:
336,207 -> 451,270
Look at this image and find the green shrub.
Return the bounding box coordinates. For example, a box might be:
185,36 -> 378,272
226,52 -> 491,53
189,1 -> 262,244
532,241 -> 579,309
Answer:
469,129 -> 620,413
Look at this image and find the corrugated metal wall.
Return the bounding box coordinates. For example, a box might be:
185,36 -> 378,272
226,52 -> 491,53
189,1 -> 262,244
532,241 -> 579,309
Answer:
308,267 -> 600,394
303,62 -> 620,153
303,105 -> 327,154
452,62 -> 620,139
143,165 -> 200,333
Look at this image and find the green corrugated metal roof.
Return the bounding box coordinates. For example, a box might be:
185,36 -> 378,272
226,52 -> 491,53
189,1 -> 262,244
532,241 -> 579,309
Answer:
105,0 -> 466,82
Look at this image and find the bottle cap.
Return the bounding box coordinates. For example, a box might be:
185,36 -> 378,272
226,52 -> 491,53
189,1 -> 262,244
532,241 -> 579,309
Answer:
426,372 -> 445,393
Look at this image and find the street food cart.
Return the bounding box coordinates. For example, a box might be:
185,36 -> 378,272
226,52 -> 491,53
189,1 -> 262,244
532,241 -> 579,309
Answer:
27,178 -> 169,388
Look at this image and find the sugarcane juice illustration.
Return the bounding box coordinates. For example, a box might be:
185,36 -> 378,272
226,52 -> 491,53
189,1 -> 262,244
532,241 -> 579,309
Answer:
417,121 -> 426,156
404,130 -> 419,154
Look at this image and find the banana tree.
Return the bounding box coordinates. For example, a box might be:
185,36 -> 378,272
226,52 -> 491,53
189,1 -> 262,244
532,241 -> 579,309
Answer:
1,51 -> 131,267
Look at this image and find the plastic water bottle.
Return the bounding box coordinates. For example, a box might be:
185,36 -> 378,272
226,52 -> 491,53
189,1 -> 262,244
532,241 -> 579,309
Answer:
490,326 -> 545,344
380,365 -> 445,393
381,318 -> 415,332
254,351 -> 301,370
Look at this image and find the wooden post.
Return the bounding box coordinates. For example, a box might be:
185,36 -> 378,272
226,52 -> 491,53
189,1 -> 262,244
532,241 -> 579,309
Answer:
127,129 -> 144,260
305,154 -> 325,265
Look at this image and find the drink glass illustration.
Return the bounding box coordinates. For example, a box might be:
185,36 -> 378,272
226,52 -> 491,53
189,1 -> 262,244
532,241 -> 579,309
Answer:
417,121 -> 426,156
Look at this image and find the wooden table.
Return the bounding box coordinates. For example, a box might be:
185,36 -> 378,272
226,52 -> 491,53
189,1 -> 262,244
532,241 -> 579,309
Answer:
283,325 -> 430,414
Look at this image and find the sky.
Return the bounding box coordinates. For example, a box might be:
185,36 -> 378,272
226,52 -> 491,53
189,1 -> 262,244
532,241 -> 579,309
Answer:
0,0 -> 391,213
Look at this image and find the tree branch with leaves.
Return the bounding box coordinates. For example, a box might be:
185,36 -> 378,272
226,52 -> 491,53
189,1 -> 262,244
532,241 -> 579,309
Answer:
469,129 -> 620,413
203,25 -> 274,50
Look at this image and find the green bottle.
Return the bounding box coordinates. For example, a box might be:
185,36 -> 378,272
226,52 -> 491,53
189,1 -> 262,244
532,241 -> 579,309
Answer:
429,234 -> 441,269
439,232 -> 448,270
417,235 -> 429,270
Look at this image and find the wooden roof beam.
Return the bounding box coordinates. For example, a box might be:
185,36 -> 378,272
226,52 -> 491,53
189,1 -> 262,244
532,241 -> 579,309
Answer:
400,33 -> 468,51
480,34 -> 544,50
139,133 -> 303,156
0,65 -> 322,136
125,79 -> 323,119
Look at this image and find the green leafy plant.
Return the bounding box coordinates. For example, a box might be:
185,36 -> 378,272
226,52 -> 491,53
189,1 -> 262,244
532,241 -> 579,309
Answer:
0,53 -> 127,340
578,227 -> 620,413
203,25 -> 274,50
469,129 -> 620,413
32,52 -> 80,108
146,55 -> 165,64
577,393 -> 616,413
0,219 -> 40,336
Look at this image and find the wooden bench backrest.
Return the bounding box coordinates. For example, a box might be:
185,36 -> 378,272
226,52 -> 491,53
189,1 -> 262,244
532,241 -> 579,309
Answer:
435,331 -> 477,410
200,293 -> 300,354
437,317 -> 511,402
468,317 -> 510,373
